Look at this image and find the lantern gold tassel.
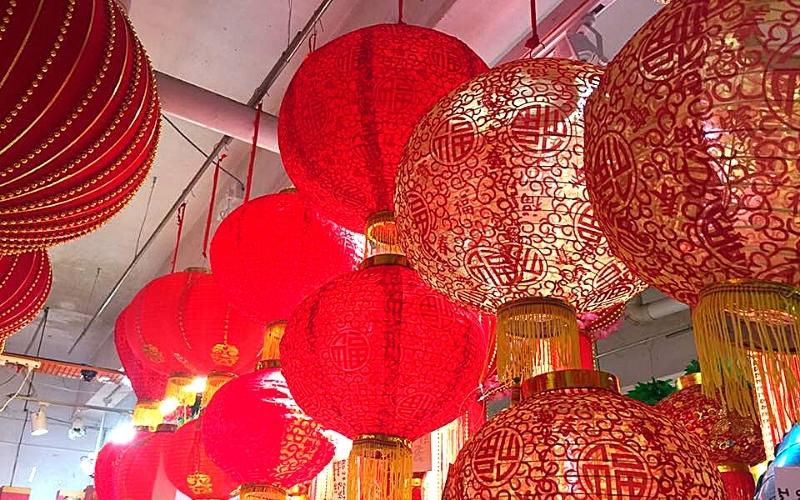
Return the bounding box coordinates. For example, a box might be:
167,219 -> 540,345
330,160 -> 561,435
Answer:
496,297 -> 580,382
347,435 -> 412,500
132,401 -> 163,430
693,280 -> 800,430
239,483 -> 286,500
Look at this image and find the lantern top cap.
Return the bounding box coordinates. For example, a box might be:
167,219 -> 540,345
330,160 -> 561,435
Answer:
677,372 -> 702,390
521,369 -> 619,399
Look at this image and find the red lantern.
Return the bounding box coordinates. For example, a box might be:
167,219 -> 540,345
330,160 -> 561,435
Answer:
114,426 -> 172,500
658,373 -> 764,499
202,368 -> 335,499
124,268 -> 265,378
95,439 -> 130,500
115,314 -> 167,429
444,369 -> 726,499
0,251 -> 51,340
163,418 -> 238,500
583,0 -> 800,434
396,58 -> 646,381
0,0 -> 160,254
210,190 -> 361,325
279,23 -> 488,233
282,260 -> 485,500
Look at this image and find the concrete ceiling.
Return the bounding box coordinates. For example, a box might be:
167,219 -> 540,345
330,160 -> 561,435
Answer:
0,1 -> 684,498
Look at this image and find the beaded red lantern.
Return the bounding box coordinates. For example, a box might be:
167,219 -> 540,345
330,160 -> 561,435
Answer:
115,314 -> 167,429
583,0 -> 800,432
444,369 -> 726,499
282,259 -> 485,500
658,373 -> 765,499
278,23 -> 488,234
114,426 -> 173,500
0,0 -> 160,254
210,190 -> 361,325
0,251 -> 51,340
163,418 -> 238,500
122,268 -> 265,407
202,367 -> 335,500
396,58 -> 646,382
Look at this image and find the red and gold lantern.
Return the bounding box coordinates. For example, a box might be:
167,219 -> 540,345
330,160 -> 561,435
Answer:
658,372 -> 765,499
113,426 -> 173,500
0,251 -> 51,340
210,190 -> 361,325
95,439 -> 130,500
282,260 -> 485,500
163,418 -> 238,500
121,268 -> 264,408
444,369 -> 726,498
0,0 -> 160,254
396,58 -> 646,381
584,0 -> 800,438
279,23 -> 487,235
202,367 -> 335,500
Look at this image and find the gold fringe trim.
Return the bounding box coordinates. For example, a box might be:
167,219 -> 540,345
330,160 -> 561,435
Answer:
693,280 -> 800,429
202,373 -> 235,407
165,374 -> 197,407
496,297 -> 580,382
259,321 -> 286,368
132,401 -> 162,430
364,211 -> 402,259
239,483 -> 286,500
347,435 -> 412,500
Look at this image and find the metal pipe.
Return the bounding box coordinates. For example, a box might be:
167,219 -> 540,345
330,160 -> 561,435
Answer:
13,396 -> 132,415
68,0 -> 336,355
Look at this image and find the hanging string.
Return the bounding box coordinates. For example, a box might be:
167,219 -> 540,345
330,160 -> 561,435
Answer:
202,154 -> 227,259
398,0 -> 404,24
244,103 -> 263,202
525,0 -> 541,49
171,202 -> 187,273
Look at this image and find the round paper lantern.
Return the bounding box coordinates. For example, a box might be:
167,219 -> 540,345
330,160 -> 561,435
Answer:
163,418 -> 238,500
122,269 -> 265,407
444,369 -> 726,499
210,190 -> 361,325
114,426 -> 173,500
583,0 -> 800,425
95,440 -> 129,500
0,251 -> 51,340
396,58 -> 646,382
279,23 -> 488,233
0,0 -> 160,254
202,368 -> 335,500
282,259 -> 485,500
115,315 -> 167,430
658,373 -> 764,499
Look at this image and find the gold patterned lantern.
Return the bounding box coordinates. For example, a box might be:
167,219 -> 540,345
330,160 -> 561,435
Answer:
443,370 -> 726,499
584,0 -> 800,435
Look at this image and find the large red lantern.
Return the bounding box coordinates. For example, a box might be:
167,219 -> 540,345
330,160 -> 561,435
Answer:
658,373 -> 765,499
122,268 -> 265,407
0,0 -> 160,254
202,367 -> 335,500
114,426 -> 173,500
583,0 -> 800,434
278,23 -> 488,234
95,439 -> 130,500
0,251 -> 51,340
395,58 -> 646,382
210,190 -> 361,325
444,369 -> 726,498
115,314 -> 167,430
163,418 -> 238,500
282,259 -> 485,500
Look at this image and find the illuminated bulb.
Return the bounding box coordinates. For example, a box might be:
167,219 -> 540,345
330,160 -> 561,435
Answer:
108,420 -> 136,444
159,397 -> 180,416
184,376 -> 207,394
